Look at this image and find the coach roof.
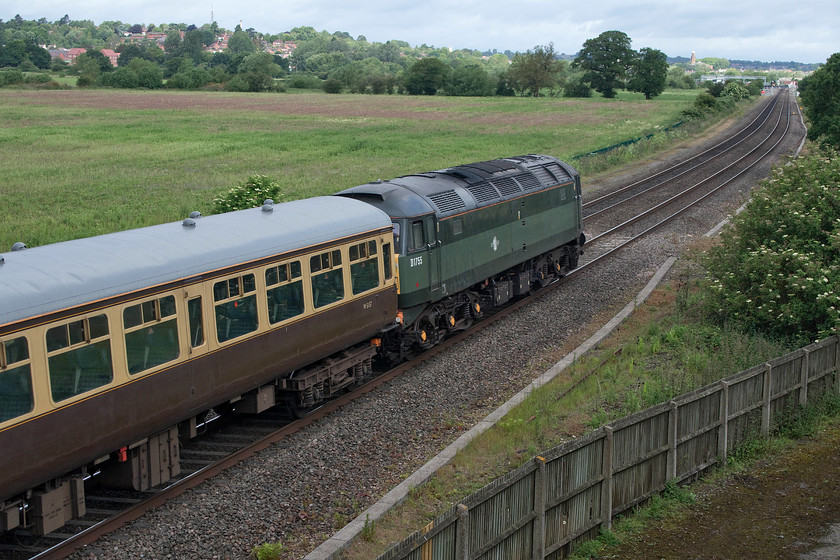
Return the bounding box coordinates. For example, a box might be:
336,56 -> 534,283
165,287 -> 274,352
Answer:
0,196 -> 391,328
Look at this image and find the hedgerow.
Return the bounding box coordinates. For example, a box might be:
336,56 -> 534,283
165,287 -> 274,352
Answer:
704,146 -> 840,344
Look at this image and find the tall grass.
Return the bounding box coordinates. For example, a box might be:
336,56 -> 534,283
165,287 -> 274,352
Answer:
0,89 -> 702,250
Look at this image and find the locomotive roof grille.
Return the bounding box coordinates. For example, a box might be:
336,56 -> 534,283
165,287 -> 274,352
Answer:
529,166 -> 556,186
545,162 -> 573,182
427,190 -> 467,213
491,177 -> 522,196
515,172 -> 542,190
466,182 -> 501,204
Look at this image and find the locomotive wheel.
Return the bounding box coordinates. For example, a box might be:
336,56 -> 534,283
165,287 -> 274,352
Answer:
416,319 -> 438,350
469,299 -> 483,320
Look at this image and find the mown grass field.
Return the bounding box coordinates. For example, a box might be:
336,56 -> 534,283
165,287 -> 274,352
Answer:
0,88 -> 699,250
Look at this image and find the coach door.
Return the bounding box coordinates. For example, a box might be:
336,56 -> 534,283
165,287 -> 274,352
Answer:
181,284 -> 211,407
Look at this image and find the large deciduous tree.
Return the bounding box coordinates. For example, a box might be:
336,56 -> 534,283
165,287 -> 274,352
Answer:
227,25 -> 256,55
799,53 -> 840,149
449,64 -> 495,96
404,57 -> 451,95
573,30 -> 634,98
507,43 -> 566,97
627,47 -> 668,100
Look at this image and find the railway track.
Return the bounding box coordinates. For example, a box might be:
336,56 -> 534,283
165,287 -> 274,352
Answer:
4,89 -> 803,560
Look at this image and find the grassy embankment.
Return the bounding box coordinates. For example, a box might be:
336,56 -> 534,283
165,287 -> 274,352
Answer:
0,88 -> 701,250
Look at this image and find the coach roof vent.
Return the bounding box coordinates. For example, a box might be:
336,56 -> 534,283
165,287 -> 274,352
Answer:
262,199 -> 275,212
11,242 -> 26,251
183,211 -> 202,227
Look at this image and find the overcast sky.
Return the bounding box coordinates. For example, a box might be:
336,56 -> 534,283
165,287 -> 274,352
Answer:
4,0 -> 836,64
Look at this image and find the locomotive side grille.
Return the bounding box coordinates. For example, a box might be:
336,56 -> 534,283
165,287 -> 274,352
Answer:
514,172 -> 542,190
428,190 -> 467,213
492,177 -> 522,196
466,182 -> 501,203
545,162 -> 573,183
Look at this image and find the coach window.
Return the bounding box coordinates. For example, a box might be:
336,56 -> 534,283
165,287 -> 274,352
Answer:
123,295 -> 180,374
0,336 -> 33,423
350,240 -> 379,295
266,260 -> 304,324
214,273 -> 258,343
188,297 -> 204,348
46,314 -> 113,403
311,249 -> 344,308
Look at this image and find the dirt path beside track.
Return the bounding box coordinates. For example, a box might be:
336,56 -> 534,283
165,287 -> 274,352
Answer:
601,418 -> 840,559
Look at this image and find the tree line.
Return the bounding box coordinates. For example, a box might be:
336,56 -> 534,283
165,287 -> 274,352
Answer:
2,16 -> 704,98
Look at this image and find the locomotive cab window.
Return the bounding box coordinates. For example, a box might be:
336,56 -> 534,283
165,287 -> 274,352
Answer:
350,240 -> 379,295
409,220 -> 426,252
123,295 -> 180,374
391,221 -> 401,253
382,242 -> 393,280
46,314 -> 113,403
214,273 -> 258,343
266,260 -> 304,324
0,336 -> 33,423
311,249 -> 344,308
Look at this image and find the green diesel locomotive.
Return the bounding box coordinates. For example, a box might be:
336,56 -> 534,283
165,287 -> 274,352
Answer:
337,154 -> 585,360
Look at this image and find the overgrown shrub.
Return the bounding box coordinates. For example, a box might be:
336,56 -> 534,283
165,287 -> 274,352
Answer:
286,74 -> 322,89
704,145 -> 840,344
0,69 -> 24,86
322,77 -> 343,93
564,80 -> 593,98
24,73 -> 51,84
722,81 -> 751,100
212,175 -> 284,214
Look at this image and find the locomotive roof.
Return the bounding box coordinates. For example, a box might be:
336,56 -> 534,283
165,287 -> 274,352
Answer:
335,154 -> 578,219
0,197 -> 391,328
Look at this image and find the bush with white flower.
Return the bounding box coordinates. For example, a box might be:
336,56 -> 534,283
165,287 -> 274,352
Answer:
705,146 -> 840,343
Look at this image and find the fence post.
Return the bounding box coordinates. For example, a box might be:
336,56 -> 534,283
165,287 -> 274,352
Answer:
532,456 -> 546,560
667,401 -> 678,481
835,335 -> 840,394
718,381 -> 729,463
601,427 -> 614,531
762,363 -> 772,436
456,503 -> 470,560
800,349 -> 810,407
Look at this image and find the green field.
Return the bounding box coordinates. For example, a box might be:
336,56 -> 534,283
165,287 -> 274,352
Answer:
0,89 -> 702,250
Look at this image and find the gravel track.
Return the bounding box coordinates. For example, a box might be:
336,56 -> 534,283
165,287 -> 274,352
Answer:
68,93 -> 805,560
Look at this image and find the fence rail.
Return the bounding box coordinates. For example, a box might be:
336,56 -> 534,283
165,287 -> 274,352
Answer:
377,334 -> 840,560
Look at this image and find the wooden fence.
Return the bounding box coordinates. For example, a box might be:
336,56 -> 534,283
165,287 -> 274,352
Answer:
376,334 -> 840,560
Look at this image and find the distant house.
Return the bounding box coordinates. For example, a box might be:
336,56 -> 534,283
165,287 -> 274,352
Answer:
47,47 -> 119,66
121,31 -> 175,51
100,49 -> 120,67
64,47 -> 87,64
267,40 -> 297,58
207,33 -> 231,53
